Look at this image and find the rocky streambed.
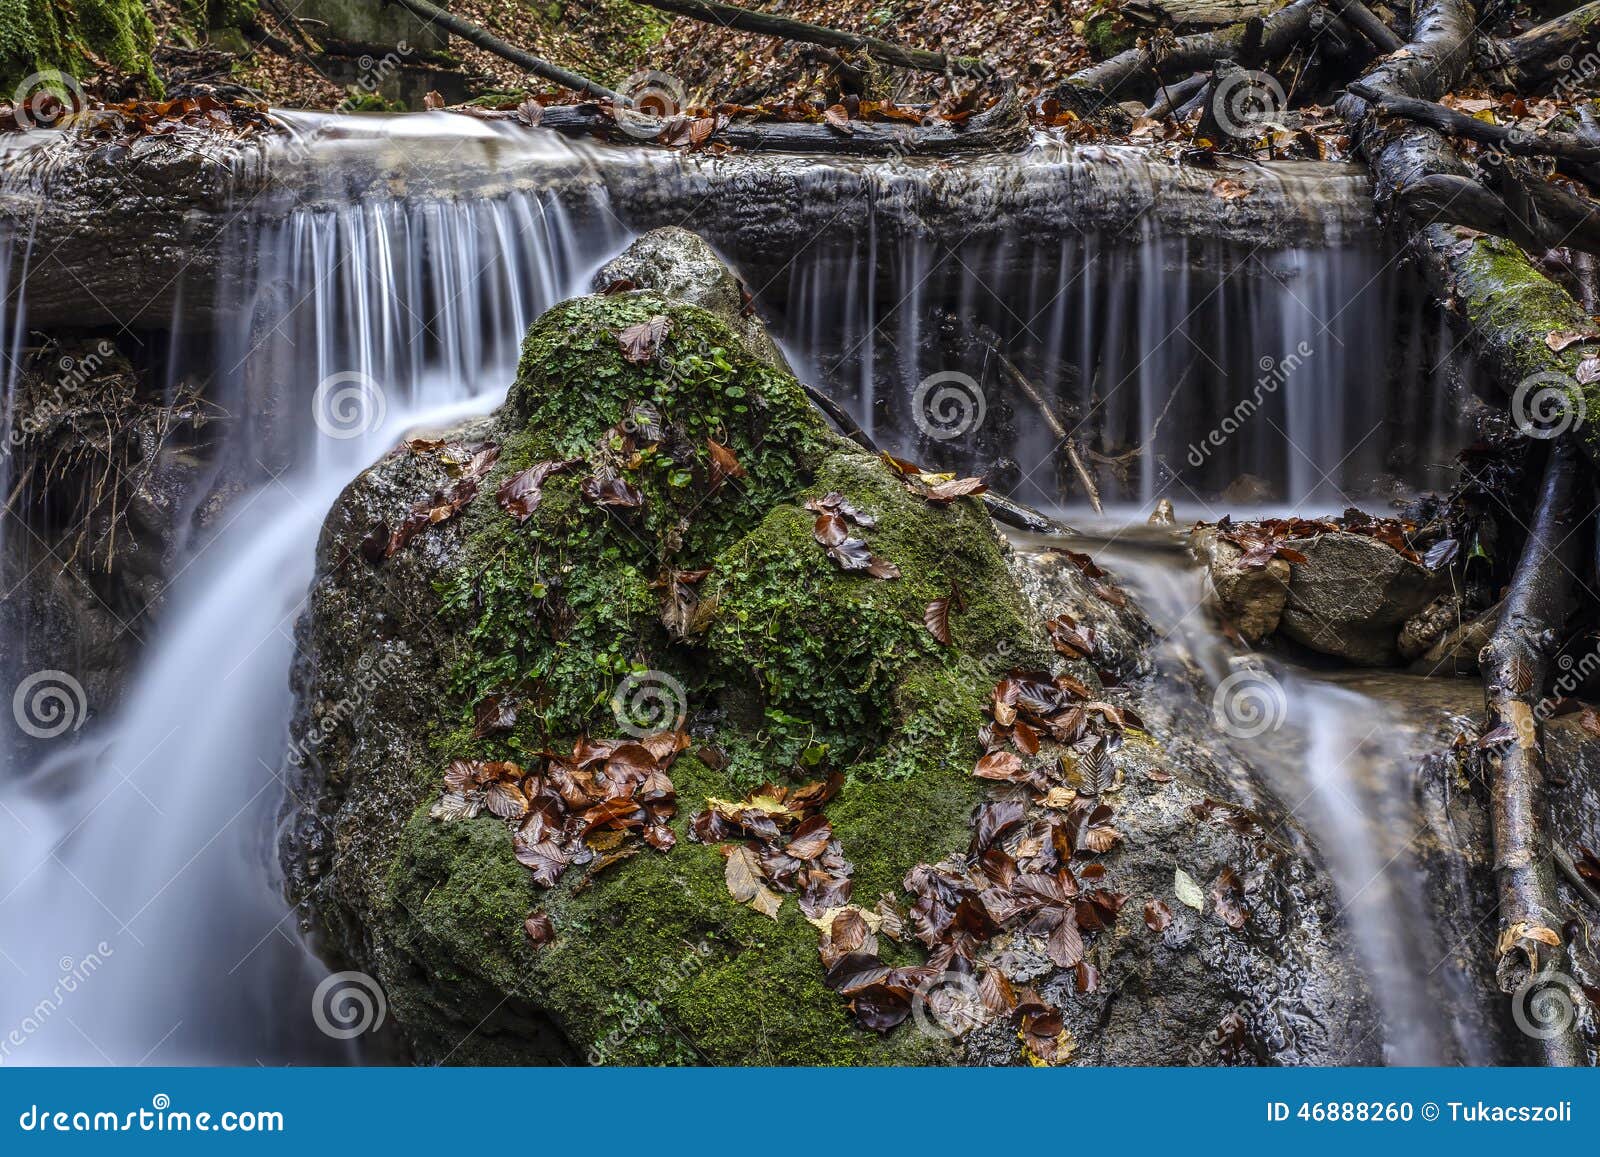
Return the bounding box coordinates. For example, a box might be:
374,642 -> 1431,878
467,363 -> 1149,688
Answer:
276,229 -> 1536,1066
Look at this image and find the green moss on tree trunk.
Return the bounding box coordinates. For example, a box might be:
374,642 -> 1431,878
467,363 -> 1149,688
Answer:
0,0 -> 159,97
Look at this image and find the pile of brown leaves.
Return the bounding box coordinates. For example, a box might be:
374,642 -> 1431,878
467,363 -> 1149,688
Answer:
690,774 -> 852,920
0,92 -> 278,139
431,729 -> 690,947
642,0 -> 1098,106
1203,509 -> 1432,570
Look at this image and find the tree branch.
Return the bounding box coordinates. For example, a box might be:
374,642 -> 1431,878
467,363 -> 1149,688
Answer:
385,0 -> 618,99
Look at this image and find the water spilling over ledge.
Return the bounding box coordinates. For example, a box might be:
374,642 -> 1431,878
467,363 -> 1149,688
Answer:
0,113 -> 1562,1066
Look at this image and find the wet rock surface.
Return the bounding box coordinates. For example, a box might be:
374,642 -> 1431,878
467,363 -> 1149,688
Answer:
0,124 -> 1379,331
1278,532 -> 1445,666
1191,526 -> 1290,644
281,230 -> 1380,1066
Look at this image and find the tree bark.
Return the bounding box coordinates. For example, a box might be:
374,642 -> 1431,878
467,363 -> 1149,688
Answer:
1064,0 -> 1347,105
629,0 -> 991,77
1346,0 -> 1593,1066
1347,80 -> 1600,163
385,0 -> 619,99
1328,0 -> 1404,51
1478,438 -> 1589,1067
1481,0 -> 1600,90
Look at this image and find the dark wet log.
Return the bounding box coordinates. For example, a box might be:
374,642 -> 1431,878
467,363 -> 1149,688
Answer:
1478,438 -> 1589,1067
1347,80 -> 1600,164
629,0 -> 991,77
1327,0 -> 1404,51
1144,72 -> 1209,117
1348,0 -> 1595,1066
1556,845 -> 1600,912
386,0 -> 618,99
533,88 -> 1031,156
1480,0 -> 1600,91
1064,0 -> 1351,105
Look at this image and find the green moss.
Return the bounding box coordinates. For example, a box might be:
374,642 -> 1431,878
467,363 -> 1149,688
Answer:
1449,235 -> 1600,464
372,287 -> 1052,1063
0,0 -> 158,96
388,754 -> 956,1064
1082,6 -> 1137,60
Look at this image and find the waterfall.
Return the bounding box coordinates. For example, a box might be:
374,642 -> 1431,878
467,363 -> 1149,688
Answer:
1078,529 -> 1492,1065
0,117 -> 1481,1063
0,164 -> 625,1063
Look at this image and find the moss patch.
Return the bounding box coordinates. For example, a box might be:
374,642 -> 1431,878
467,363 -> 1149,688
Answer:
353,289 -> 1051,1063
0,0 -> 158,96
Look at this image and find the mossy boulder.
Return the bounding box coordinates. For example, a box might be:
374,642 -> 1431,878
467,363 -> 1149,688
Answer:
285,280 -> 1053,1064
0,0 -> 158,96
286,232 -> 1378,1067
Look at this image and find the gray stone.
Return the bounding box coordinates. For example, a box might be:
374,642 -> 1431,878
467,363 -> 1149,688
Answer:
593,227 -> 792,373
1279,532 -> 1444,666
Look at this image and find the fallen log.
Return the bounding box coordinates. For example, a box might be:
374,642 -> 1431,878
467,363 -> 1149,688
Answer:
630,0 -> 992,77
1327,0 -> 1404,51
1144,71 -> 1209,117
386,0 -> 618,99
1123,0 -> 1289,29
1063,0 -> 1350,106
1480,0 -> 1600,91
530,88 -> 1031,156
1347,80 -> 1600,164
1478,437 -> 1589,1067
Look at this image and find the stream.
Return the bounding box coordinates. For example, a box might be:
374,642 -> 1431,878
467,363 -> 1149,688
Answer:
0,114 -> 1500,1063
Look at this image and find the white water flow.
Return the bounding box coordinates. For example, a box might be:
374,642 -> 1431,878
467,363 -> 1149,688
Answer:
0,121 -> 1483,1062
0,184 -> 623,1063
1078,528 -> 1489,1065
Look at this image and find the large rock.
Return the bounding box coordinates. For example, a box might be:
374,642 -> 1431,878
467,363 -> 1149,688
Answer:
282,234 -> 1377,1066
592,227 -> 792,373
1191,526 -> 1290,644
1278,532 -> 1443,666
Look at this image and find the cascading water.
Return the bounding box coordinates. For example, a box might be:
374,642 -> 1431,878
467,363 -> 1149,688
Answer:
0,115 -> 1486,1062
0,149 -> 626,1062
1068,528 -> 1493,1065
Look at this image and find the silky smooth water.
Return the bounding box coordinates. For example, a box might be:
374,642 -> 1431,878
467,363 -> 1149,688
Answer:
0,119 -> 1479,1063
